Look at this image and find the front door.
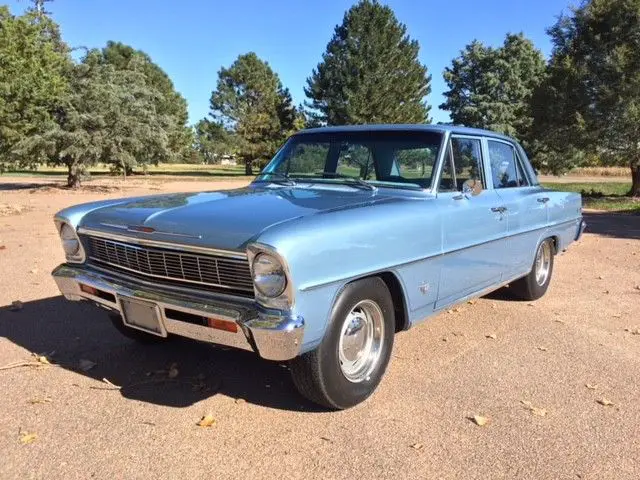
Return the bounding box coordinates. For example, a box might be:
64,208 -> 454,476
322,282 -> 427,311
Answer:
435,136 -> 508,309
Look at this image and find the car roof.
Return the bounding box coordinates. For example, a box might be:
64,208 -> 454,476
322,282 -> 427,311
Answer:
297,124 -> 516,142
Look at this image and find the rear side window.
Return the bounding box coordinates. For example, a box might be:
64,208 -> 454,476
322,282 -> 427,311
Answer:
438,137 -> 484,192
487,140 -> 528,188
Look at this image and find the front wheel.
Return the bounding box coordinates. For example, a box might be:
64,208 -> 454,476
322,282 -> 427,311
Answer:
289,277 -> 395,409
509,238 -> 555,301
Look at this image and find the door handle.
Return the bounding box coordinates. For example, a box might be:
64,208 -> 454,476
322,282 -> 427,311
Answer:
491,206 -> 507,213
537,197 -> 550,203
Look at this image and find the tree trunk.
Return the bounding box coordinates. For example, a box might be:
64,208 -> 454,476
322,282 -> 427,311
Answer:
631,163 -> 640,197
67,162 -> 81,189
245,158 -> 253,176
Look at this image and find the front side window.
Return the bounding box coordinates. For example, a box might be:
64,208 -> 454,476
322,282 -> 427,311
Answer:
487,140 -> 528,188
438,136 -> 484,192
258,131 -> 443,190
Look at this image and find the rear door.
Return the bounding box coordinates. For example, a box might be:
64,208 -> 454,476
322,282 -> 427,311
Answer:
486,138 -> 548,278
435,135 -> 509,308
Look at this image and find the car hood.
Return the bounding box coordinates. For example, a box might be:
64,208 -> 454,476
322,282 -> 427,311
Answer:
78,185 -> 399,251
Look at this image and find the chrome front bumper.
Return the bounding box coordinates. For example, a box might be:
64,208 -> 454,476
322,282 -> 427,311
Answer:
52,264 -> 304,361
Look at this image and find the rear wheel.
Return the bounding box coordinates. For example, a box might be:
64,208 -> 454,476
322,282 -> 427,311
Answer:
289,277 -> 395,409
108,313 -> 168,344
510,238 -> 555,301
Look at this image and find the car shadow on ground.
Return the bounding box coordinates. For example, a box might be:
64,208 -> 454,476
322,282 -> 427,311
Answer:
0,296 -> 324,412
583,211 -> 640,240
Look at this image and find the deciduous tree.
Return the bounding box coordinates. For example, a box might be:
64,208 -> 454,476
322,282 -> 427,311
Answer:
532,0 -> 640,196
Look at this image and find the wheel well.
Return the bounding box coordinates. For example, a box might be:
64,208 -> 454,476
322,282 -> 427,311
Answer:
548,236 -> 559,254
375,272 -> 409,333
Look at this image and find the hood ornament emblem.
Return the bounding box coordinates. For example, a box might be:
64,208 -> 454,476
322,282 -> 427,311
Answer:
99,223 -> 202,239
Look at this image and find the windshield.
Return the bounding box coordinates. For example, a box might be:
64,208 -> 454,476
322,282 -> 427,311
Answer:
256,130 -> 443,190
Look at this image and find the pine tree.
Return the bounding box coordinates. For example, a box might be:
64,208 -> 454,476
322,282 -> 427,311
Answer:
440,33 -> 545,145
209,52 -> 300,174
305,0 -> 431,125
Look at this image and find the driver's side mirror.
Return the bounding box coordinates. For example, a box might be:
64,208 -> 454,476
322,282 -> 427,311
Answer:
462,179 -> 483,197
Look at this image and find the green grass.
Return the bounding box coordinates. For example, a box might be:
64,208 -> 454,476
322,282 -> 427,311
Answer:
542,182 -> 639,213
1,163 -> 249,178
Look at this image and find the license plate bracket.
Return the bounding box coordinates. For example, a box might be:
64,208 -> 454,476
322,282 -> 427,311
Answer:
118,297 -> 166,337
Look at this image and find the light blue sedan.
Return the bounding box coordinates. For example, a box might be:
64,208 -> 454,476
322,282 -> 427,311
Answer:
52,125 -> 585,409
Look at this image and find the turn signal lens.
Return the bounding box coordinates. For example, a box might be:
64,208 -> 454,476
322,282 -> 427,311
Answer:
207,318 -> 238,333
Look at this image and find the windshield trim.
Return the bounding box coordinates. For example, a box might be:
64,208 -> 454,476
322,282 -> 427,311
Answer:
255,129 -> 447,193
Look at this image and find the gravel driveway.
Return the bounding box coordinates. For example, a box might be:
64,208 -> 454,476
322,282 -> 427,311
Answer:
1,177 -> 639,479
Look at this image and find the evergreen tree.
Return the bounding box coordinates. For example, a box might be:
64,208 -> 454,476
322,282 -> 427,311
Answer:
0,5 -> 71,171
440,33 -> 545,144
305,0 -> 431,125
209,52 -> 300,174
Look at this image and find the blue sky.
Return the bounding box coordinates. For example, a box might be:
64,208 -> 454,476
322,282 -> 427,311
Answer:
7,0 -> 571,125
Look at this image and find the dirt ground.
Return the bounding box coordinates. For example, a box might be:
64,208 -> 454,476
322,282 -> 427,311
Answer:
1,176 -> 639,480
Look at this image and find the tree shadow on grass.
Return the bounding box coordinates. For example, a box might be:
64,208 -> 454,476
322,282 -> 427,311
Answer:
0,296 -> 324,412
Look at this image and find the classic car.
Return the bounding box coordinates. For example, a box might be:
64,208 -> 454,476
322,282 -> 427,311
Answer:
52,124 -> 586,409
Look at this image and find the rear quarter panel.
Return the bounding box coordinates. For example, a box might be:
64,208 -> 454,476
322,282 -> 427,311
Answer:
546,190 -> 583,251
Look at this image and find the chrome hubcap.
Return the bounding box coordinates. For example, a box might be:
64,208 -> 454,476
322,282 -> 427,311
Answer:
338,300 -> 384,383
535,241 -> 552,286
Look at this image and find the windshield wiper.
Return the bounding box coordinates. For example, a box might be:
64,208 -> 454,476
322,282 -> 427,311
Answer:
255,171 -> 296,186
313,171 -> 376,191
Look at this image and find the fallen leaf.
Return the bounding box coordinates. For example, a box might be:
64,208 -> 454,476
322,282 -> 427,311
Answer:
597,275 -> 604,280
197,414 -> 215,427
9,300 -> 23,312
527,303 -> 535,307
554,319 -> 566,324
585,384 -> 598,390
101,378 -> 121,389
410,442 -> 424,450
167,363 -> 179,379
441,337 -> 448,342
537,346 -> 548,352
28,398 -> 52,405
520,400 -> 547,416
471,415 -> 489,426
597,398 -> 615,407
19,432 -> 37,444
78,359 -> 96,372
32,353 -> 50,365
486,333 -> 497,340
320,436 -> 334,443
612,314 -> 622,318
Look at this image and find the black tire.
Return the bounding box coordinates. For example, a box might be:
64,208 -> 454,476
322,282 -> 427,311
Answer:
108,313 -> 168,344
509,238 -> 555,301
289,276 -> 395,410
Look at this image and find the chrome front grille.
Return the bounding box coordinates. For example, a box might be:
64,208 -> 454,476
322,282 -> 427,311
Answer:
86,236 -> 254,293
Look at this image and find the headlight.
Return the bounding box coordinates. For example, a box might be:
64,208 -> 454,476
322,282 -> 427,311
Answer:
60,223 -> 80,257
252,253 -> 286,297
